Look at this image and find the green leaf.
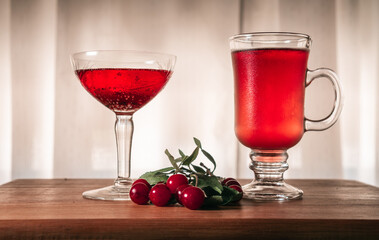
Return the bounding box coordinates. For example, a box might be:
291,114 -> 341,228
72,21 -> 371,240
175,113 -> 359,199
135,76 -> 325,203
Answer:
165,149 -> 180,171
191,164 -> 206,174
231,191 -> 243,202
182,147 -> 199,165
202,186 -> 220,197
178,149 -> 186,158
203,195 -> 223,206
221,186 -> 240,205
178,156 -> 188,167
201,149 -> 216,173
196,175 -> 223,194
139,171 -> 169,185
151,166 -> 175,173
193,137 -> 202,148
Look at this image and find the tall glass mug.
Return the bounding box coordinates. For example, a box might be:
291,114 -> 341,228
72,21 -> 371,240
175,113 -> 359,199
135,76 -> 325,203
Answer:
229,32 -> 343,200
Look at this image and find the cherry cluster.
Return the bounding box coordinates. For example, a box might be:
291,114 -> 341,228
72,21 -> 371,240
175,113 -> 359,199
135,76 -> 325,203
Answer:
130,174 -> 242,210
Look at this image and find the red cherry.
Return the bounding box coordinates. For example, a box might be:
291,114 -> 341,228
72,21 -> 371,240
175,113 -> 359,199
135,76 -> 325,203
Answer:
225,180 -> 241,187
175,184 -> 191,205
229,185 -> 243,202
166,174 -> 189,194
130,182 -> 150,205
149,183 -> 172,207
132,179 -> 151,189
221,177 -> 236,186
181,186 -> 205,210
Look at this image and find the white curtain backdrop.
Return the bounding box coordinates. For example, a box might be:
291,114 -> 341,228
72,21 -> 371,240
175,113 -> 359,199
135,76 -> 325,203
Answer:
0,0 -> 378,187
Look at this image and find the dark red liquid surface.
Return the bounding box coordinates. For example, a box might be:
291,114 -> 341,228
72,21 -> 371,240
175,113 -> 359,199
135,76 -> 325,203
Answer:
232,48 -> 309,150
76,68 -> 171,113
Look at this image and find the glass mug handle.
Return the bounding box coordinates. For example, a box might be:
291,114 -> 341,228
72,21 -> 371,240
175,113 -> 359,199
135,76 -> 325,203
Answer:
305,68 -> 343,131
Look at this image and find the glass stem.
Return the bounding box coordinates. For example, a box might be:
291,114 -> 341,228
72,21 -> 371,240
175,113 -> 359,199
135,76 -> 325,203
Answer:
249,150 -> 289,182
114,114 -> 134,189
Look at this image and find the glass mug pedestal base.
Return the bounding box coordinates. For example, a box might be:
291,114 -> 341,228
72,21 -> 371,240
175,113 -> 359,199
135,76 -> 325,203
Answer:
242,150 -> 303,201
243,180 -> 303,201
82,178 -> 132,201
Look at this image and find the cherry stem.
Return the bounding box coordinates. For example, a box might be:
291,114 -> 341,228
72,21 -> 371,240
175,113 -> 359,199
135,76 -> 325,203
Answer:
190,174 -> 199,187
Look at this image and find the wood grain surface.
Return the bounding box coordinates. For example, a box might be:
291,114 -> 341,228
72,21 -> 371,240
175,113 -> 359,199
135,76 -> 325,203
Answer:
0,179 -> 378,239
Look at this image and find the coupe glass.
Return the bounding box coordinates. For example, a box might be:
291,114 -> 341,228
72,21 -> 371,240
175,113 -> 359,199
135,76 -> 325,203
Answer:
230,32 -> 343,200
71,50 -> 176,200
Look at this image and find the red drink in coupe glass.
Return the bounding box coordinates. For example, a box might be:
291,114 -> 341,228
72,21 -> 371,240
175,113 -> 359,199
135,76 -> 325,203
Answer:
71,50 -> 176,201
76,68 -> 171,113
232,48 -> 309,150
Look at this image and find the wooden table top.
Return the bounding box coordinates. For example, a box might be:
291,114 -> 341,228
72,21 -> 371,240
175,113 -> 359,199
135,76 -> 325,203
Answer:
0,179 -> 378,239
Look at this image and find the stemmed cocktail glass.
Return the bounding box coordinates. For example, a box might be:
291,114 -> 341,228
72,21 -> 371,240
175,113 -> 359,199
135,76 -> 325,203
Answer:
71,50 -> 176,200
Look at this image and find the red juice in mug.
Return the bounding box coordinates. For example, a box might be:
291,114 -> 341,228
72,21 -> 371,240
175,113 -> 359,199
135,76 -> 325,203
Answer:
232,48 -> 309,150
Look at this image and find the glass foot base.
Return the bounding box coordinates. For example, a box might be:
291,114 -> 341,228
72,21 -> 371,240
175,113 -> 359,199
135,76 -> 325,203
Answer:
82,185 -> 131,201
242,180 -> 303,201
